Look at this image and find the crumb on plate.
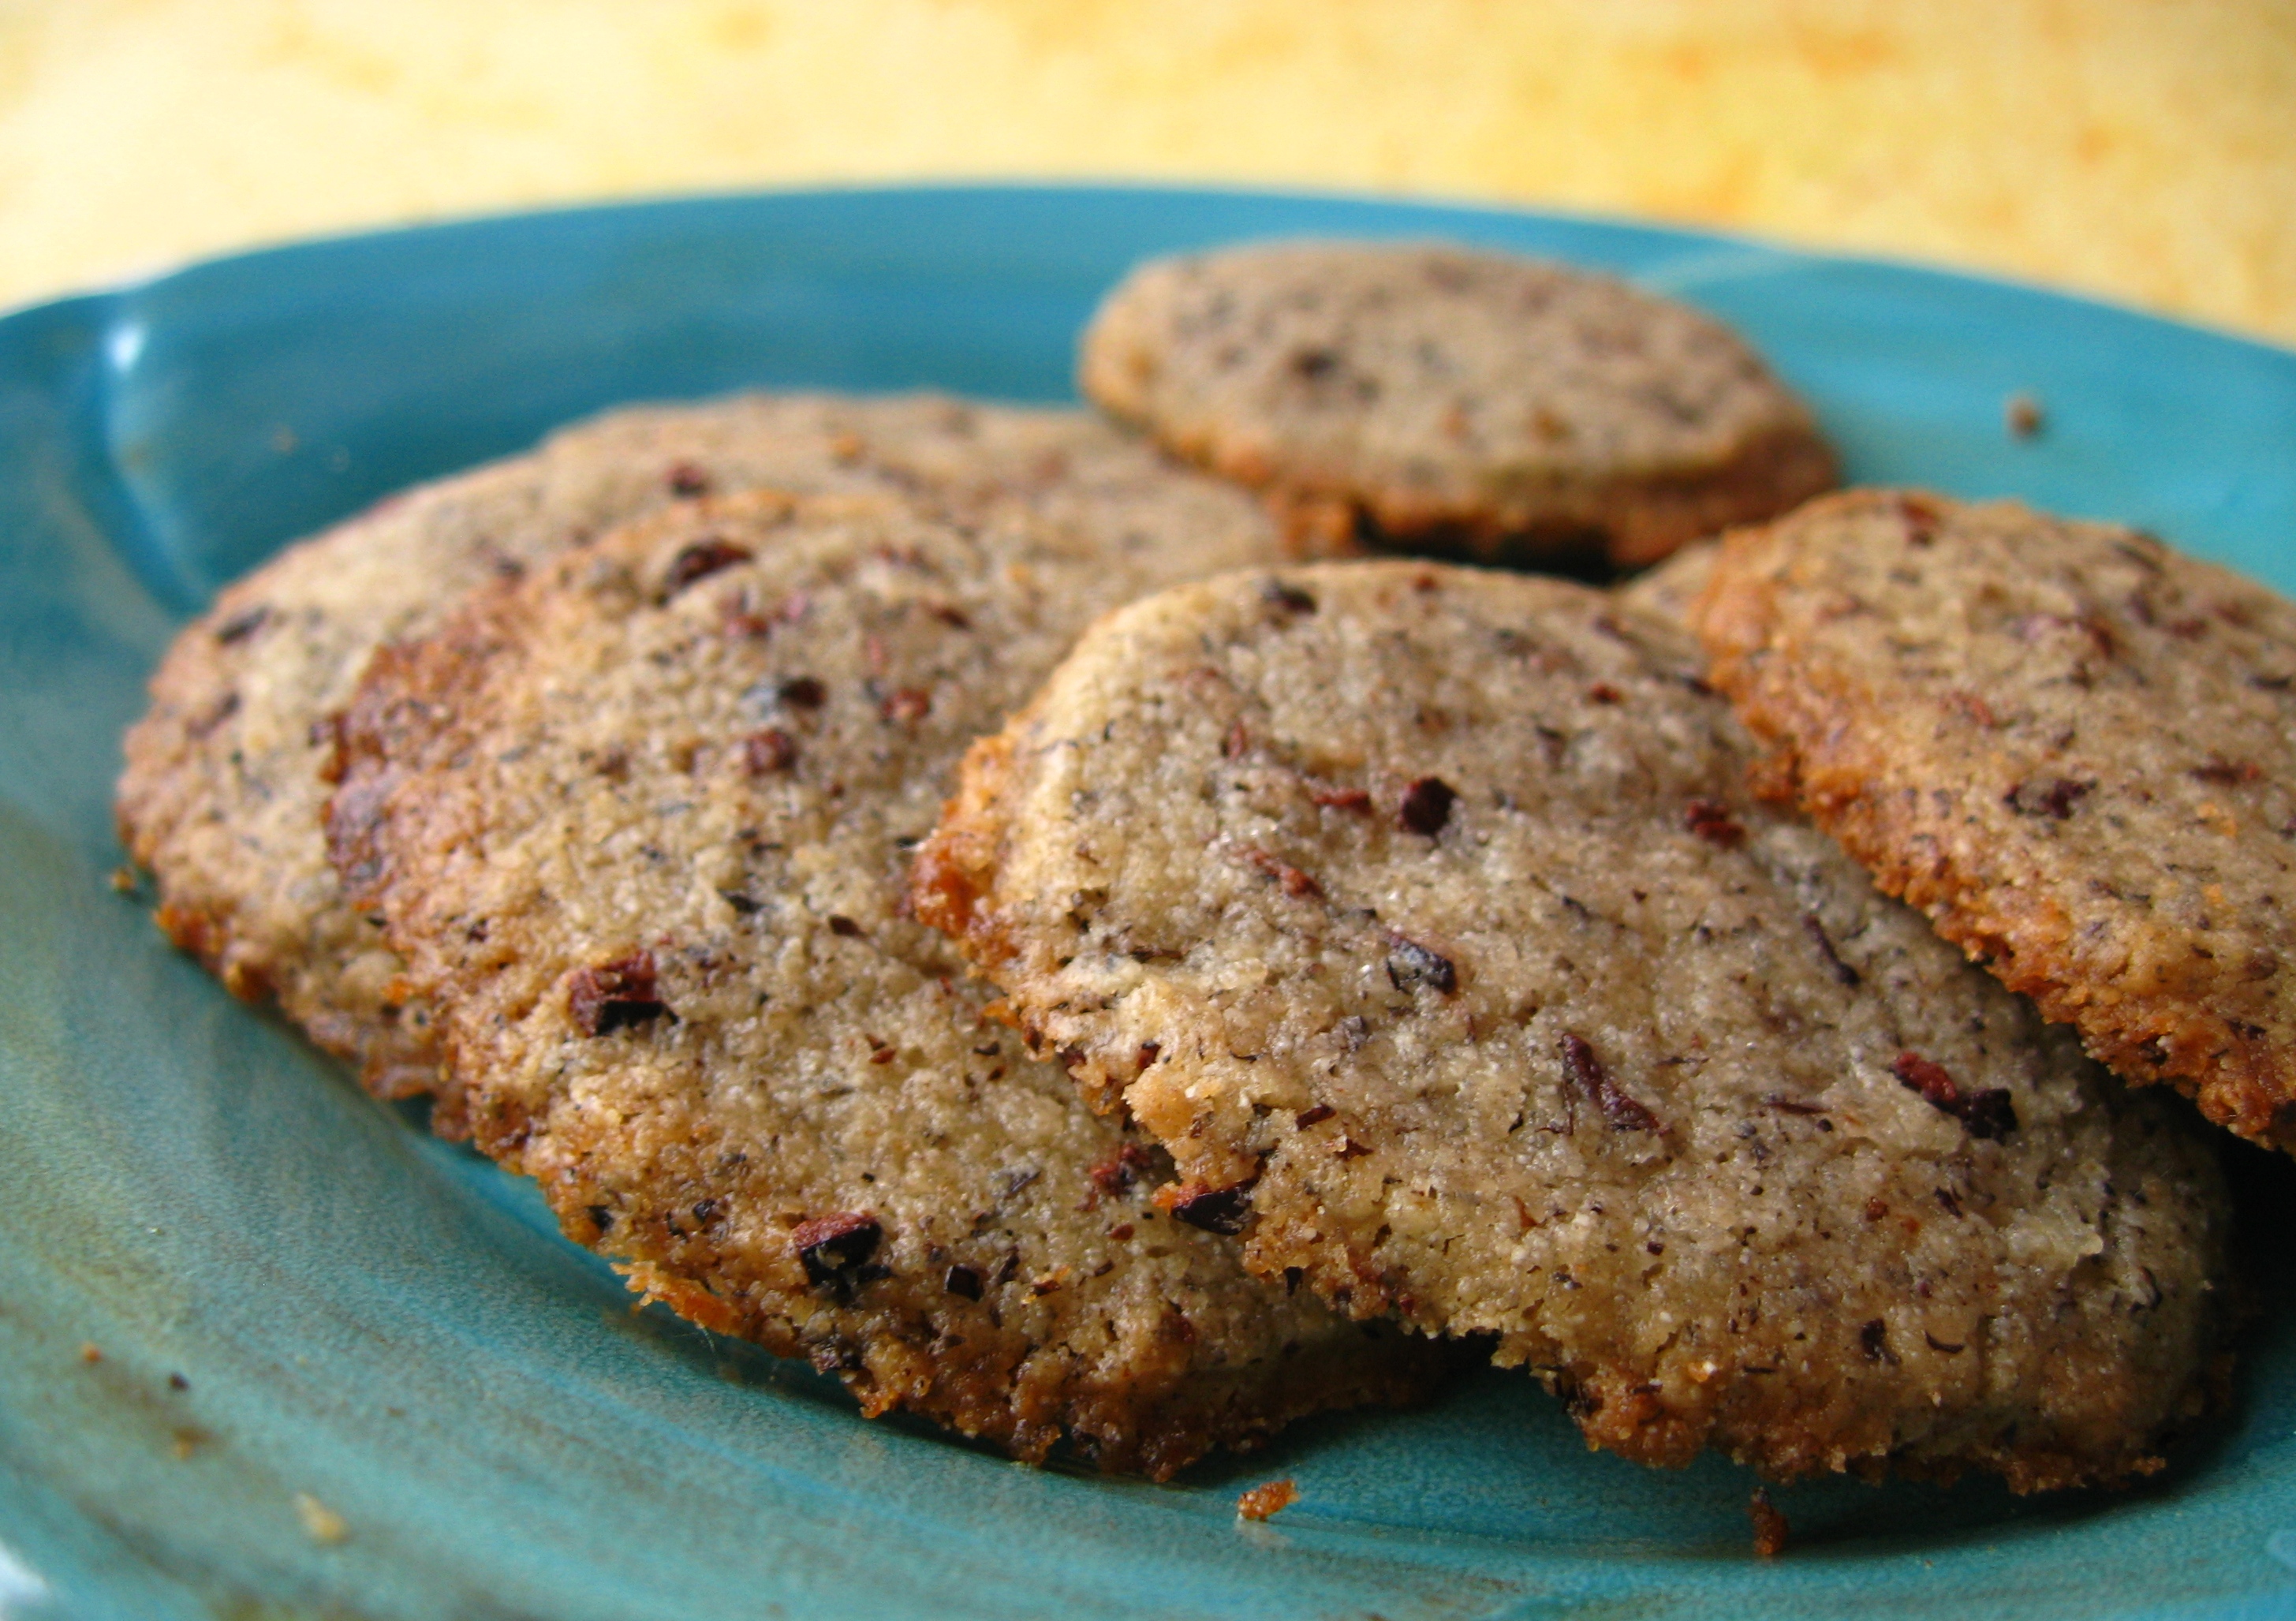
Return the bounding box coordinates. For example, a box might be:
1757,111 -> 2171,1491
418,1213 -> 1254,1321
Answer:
1237,1479 -> 1301,1522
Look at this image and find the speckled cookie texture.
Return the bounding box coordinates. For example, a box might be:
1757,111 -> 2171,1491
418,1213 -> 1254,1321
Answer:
1693,489 -> 2296,1153
116,393 -> 1290,1115
322,491 -> 1441,1476
1079,241 -> 1837,567
915,560 -> 2234,1490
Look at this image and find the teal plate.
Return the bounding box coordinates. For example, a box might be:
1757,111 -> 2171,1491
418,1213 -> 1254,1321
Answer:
4,185 -> 2296,1621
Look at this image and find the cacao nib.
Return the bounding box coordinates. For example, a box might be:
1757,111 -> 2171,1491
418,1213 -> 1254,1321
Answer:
1891,1051 -> 1958,1107
665,461 -> 713,496
2007,777 -> 2091,819
1088,1143 -> 1155,1195
792,1212 -> 883,1296
569,951 -> 669,1036
1295,1103 -> 1335,1127
1859,1318 -> 1898,1364
778,676 -> 827,708
1955,1089 -> 2018,1141
1243,846 -> 1323,898
743,727 -> 798,774
663,539 -> 752,596
1170,1182 -> 1254,1235
1398,776 -> 1457,836
1384,934 -> 1457,995
1560,1033 -> 1660,1132
1891,1051 -> 2017,1138
1684,799 -> 1746,847
943,1264 -> 984,1300
1802,913 -> 1861,986
2191,757 -> 2263,786
1261,577 -> 1317,614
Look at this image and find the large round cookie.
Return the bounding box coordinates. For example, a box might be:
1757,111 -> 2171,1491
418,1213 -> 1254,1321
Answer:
118,394 -> 1290,1114
1694,489 -> 2296,1152
1079,241 -> 1837,567
915,561 -> 2233,1489
322,491 -> 1442,1476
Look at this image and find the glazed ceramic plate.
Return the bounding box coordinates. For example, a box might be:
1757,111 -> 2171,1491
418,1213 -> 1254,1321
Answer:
4,187 -> 2295,1621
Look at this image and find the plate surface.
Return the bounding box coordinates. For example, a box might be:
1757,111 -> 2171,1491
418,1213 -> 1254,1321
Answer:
4,185 -> 2296,1621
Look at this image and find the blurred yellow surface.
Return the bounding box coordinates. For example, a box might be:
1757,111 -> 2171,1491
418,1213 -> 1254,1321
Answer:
1,0 -> 2290,342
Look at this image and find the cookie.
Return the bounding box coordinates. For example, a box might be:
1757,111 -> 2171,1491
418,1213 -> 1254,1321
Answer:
321,491 -> 1444,1477
1693,489 -> 2296,1152
916,561 -> 2233,1489
1079,241 -> 1837,568
1615,534 -> 1720,624
117,394 -> 1290,1117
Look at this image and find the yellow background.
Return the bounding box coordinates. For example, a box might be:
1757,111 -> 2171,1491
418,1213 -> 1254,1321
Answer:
2,0 -> 2290,344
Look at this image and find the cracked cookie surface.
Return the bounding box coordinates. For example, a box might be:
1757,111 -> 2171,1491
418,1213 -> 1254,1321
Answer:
917,560 -> 2232,1489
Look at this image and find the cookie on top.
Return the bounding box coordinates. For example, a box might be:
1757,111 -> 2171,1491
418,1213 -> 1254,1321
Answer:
1081,241 -> 1836,566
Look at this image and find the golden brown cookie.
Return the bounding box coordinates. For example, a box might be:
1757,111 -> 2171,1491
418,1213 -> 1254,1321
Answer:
117,394 -> 1288,1116
1081,241 -> 1836,566
1694,488 -> 2296,1152
917,560 -> 2234,1490
323,492 -> 1444,1477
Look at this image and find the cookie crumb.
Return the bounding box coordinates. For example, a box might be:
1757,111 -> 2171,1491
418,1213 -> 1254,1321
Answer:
1749,1487 -> 1790,1558
2005,392 -> 2045,439
109,866 -> 138,894
77,1343 -> 101,1364
293,1492 -> 349,1544
1237,1478 -> 1300,1522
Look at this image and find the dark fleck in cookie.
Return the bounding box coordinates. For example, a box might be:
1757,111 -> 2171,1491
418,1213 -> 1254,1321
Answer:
323,491 -> 1444,1477
1080,241 -> 1836,568
1694,489 -> 2296,1152
117,394 -> 1290,1121
917,561 -> 2233,1490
